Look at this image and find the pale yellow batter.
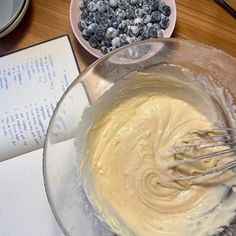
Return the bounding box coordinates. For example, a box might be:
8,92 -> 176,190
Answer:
77,67 -> 236,236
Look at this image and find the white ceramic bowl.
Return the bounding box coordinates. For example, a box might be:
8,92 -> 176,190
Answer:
70,0 -> 177,58
0,0 -> 29,38
0,0 -> 25,32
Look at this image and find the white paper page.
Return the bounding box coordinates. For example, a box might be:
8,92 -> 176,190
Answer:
0,36 -> 79,161
0,149 -> 64,236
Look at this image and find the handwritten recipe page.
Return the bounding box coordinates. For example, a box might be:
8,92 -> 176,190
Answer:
0,35 -> 79,160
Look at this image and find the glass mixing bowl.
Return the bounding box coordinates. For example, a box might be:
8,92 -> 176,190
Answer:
43,39 -> 236,236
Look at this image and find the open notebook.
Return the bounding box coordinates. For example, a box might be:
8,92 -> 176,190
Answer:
0,35 -> 82,236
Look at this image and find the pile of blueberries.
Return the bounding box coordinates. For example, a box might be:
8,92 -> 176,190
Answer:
79,0 -> 171,54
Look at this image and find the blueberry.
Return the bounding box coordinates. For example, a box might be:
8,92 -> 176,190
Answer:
82,28 -> 92,40
138,33 -> 148,40
160,16 -> 170,29
94,11 -> 103,23
106,27 -> 118,39
100,17 -> 110,30
160,4 -> 171,17
101,36 -> 112,47
112,37 -> 121,48
80,0 -> 86,10
134,17 -> 143,26
87,23 -> 98,34
126,26 -> 132,36
151,0 -> 160,11
125,19 -> 134,26
126,36 -> 138,44
129,0 -> 137,5
106,13 -> 115,20
89,35 -> 99,48
147,26 -> 157,38
109,0 -> 118,8
107,6 -> 115,12
78,20 -> 87,31
90,12 -> 97,23
110,16 -> 120,29
143,14 -> 151,24
84,15 -> 94,25
89,11 -> 96,17
151,11 -> 161,23
87,2 -> 97,12
146,22 -> 153,29
137,24 -> 145,34
107,47 -> 113,53
125,8 -> 135,20
142,4 -> 152,14
115,8 -> 126,19
119,34 -> 129,46
105,7 -> 115,18
119,1 -> 130,10
101,46 -> 110,54
137,35 -> 143,41
94,26 -> 106,41
156,29 -> 164,38
135,8 -> 144,18
153,23 -> 160,30
130,25 -> 139,36
137,0 -> 143,7
158,1 -> 165,11
81,8 -> 89,18
134,18 -> 144,34
97,1 -> 108,12
118,21 -> 128,34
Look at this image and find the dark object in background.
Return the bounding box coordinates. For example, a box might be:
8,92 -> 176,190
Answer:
214,0 -> 236,18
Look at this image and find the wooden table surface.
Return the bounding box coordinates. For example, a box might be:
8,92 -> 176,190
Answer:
0,0 -> 235,71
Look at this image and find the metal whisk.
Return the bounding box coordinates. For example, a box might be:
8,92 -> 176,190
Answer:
171,128 -> 236,181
